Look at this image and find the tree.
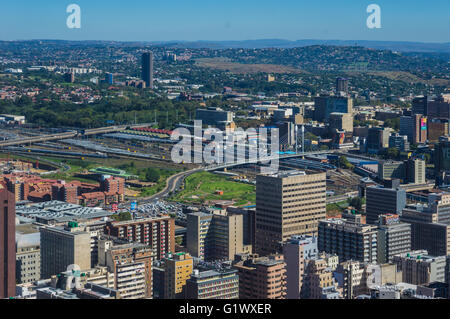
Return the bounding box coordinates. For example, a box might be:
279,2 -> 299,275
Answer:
348,197 -> 363,211
339,156 -> 354,170
145,168 -> 161,183
111,212 -> 132,222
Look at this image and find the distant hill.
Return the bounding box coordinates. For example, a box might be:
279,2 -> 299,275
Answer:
156,39 -> 450,53
1,39 -> 450,53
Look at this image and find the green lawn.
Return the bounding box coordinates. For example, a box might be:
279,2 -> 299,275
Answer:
170,172 -> 256,206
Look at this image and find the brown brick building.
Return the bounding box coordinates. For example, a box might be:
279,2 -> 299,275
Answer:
0,186 -> 16,298
233,254 -> 287,299
105,216 -> 175,260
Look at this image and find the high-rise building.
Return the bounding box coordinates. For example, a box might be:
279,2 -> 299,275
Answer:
318,218 -> 378,263
329,112 -> 353,133
388,133 -> 410,152
434,136 -> 450,176
334,260 -> 367,299
336,77 -> 349,95
427,96 -> 450,120
300,258 -> 341,299
365,180 -> 406,224
187,212 -> 212,260
105,73 -> 114,85
283,235 -> 318,299
377,214 -> 412,264
393,250 -> 446,285
40,222 -> 91,279
98,237 -> 153,299
255,171 -> 326,256
163,252 -> 193,299
366,127 -> 392,153
400,114 -> 427,145
186,268 -> 239,299
233,254 -> 286,299
428,119 -> 449,143
105,216 -> 175,261
186,208 -> 245,261
313,96 -> 353,121
16,240 -> 40,284
406,158 -> 426,185
0,186 -> 16,298
142,52 -> 154,89
412,96 -> 429,116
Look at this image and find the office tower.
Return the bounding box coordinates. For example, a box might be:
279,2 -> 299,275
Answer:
366,127 -> 391,153
401,205 -> 450,256
427,96 -> 450,120
16,240 -> 40,284
105,216 -> 175,261
195,107 -> 234,126
406,158 -> 426,184
336,77 -> 349,95
393,251 -> 446,285
378,161 -> 406,181
187,209 -> 246,261
334,261 -> 367,299
412,96 -> 429,116
283,235 -> 318,299
163,252 -> 193,299
428,119 -> 449,143
399,114 -> 428,145
365,180 -> 406,224
388,134 -> 410,152
187,212 -> 212,260
40,222 -> 91,279
435,136 -> 450,176
105,73 -> 114,85
98,237 -> 153,299
142,51 -> 154,89
300,258 -> 341,299
226,207 -> 256,249
186,268 -> 239,299
233,254 -> 286,299
313,96 -> 353,121
255,171 -> 326,256
377,214 -> 412,264
318,218 -> 378,263
329,112 -> 353,133
0,187 -> 16,298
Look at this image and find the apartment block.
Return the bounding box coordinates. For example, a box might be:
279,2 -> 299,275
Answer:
163,252 -> 193,299
318,218 -> 378,263
105,216 -> 175,261
98,237 -> 153,299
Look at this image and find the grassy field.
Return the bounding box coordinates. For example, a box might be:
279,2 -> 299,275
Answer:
170,172 -> 256,206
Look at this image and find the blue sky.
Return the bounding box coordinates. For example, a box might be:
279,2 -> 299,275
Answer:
1,0 -> 449,42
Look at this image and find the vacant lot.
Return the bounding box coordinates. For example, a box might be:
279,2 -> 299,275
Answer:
195,57 -> 304,74
170,171 -> 256,206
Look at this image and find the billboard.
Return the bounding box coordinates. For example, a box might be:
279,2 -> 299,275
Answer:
421,118 -> 427,131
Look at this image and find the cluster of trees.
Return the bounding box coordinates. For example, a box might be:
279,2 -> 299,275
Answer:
0,94 -> 200,129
